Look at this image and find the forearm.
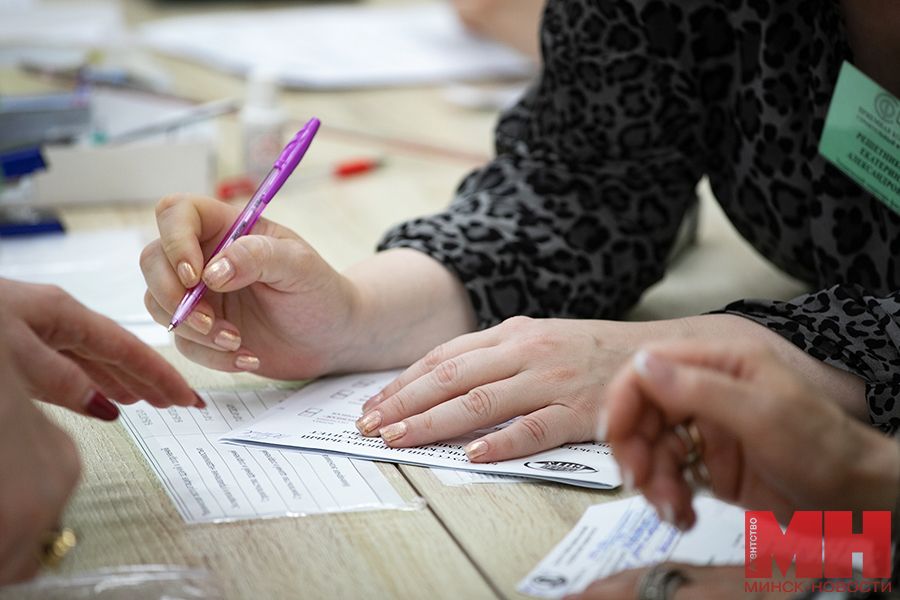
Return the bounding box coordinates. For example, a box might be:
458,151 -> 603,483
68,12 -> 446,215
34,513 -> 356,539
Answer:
846,431 -> 900,514
338,248 -> 477,372
681,313 -> 869,421
450,0 -> 544,59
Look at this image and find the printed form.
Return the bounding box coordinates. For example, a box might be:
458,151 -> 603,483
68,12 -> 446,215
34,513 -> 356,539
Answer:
430,468 -> 532,486
220,371 -> 622,489
119,388 -> 407,524
517,496 -> 745,598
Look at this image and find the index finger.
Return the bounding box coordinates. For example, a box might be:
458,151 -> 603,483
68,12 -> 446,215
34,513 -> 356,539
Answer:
606,340 -> 774,442
27,292 -> 200,408
363,327 -> 501,413
155,193 -> 244,288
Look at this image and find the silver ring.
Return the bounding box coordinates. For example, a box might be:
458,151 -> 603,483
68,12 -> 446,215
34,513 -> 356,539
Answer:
636,564 -> 688,600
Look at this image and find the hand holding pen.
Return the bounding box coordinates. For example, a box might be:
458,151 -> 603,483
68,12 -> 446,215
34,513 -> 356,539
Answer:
167,118 -> 320,332
142,113 -> 421,380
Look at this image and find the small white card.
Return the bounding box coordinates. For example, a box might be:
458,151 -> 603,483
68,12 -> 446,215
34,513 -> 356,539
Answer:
517,496 -> 745,598
430,467 -> 532,486
120,388 -> 408,524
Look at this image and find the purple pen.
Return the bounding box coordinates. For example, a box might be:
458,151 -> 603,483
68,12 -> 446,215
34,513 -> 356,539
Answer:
167,117 -> 320,332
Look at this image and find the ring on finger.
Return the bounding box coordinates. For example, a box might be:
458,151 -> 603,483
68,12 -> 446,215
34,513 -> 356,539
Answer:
636,564 -> 689,600
38,526 -> 77,568
674,421 -> 711,490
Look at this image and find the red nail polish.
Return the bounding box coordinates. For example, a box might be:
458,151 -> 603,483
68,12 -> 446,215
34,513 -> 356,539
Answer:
86,392 -> 119,421
194,392 -> 207,409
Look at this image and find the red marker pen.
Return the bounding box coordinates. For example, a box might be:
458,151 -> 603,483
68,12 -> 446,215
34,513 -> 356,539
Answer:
216,157 -> 384,200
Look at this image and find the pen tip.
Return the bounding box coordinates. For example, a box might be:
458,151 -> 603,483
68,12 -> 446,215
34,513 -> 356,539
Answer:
167,324 -> 175,333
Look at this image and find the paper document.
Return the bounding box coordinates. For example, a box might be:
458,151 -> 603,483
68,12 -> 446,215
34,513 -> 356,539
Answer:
139,2 -> 534,89
220,371 -> 622,489
430,467 -> 532,486
517,496 -> 745,598
0,228 -> 166,345
120,388 -> 408,524
0,1 -> 123,47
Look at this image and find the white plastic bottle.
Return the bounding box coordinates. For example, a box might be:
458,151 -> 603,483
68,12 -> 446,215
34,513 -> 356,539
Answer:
240,67 -> 287,185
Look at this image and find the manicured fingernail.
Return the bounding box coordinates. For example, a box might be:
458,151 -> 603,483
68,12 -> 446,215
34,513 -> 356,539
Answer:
596,408 -> 608,441
658,501 -> 675,526
186,310 -> 213,335
379,421 -> 408,443
621,466 -> 634,492
193,393 -> 207,409
203,257 -> 235,289
356,410 -> 382,435
177,261 -> 197,288
464,440 -> 488,461
235,355 -> 260,371
214,330 -> 241,351
633,349 -> 675,385
85,391 -> 119,421
362,392 -> 383,414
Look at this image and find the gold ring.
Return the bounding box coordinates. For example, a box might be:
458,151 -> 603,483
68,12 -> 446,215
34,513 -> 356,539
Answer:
674,422 -> 711,490
38,526 -> 77,568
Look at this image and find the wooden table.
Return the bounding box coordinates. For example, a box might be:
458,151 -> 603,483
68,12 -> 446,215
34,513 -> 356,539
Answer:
0,1 -> 809,598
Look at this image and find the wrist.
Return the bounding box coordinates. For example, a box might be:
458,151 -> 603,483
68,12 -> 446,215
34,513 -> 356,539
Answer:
688,314 -> 869,420
844,427 -> 900,514
317,272 -> 370,374
337,249 -> 476,372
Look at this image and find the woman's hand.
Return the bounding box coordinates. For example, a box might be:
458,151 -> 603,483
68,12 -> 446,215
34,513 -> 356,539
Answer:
0,278 -> 200,419
448,0 -> 545,59
141,194 -> 477,380
141,193 -> 364,378
356,316 -> 674,461
357,310 -> 870,465
564,564 -> 803,599
0,323 -> 81,585
605,340 -> 899,529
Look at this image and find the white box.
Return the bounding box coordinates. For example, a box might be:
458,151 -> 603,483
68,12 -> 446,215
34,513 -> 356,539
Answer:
25,140 -> 213,206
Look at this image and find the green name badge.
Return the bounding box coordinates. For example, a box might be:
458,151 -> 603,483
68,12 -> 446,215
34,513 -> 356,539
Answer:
819,61 -> 900,214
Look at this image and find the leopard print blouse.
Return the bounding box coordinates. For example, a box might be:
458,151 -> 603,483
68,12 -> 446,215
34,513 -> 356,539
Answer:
378,0 -> 900,431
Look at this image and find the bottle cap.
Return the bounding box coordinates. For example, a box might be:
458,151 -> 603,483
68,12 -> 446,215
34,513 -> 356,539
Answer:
245,66 -> 281,109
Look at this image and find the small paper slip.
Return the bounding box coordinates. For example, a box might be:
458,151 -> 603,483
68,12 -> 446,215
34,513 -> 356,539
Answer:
119,389 -> 408,524
139,2 -> 534,89
219,371 -> 622,489
430,467 -> 532,486
0,1 -> 122,47
517,496 -> 745,599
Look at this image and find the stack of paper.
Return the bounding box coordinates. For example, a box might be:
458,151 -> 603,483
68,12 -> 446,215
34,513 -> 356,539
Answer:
119,388 -> 409,524
219,370 -> 622,489
121,370 -> 622,524
139,2 -> 535,89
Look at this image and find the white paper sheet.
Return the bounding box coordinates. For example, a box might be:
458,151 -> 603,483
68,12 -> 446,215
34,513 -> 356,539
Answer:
0,1 -> 123,47
430,467 -> 532,486
517,496 -> 745,598
139,2 -> 535,89
0,228 -> 168,345
119,388 -> 408,524
220,371 -> 622,489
